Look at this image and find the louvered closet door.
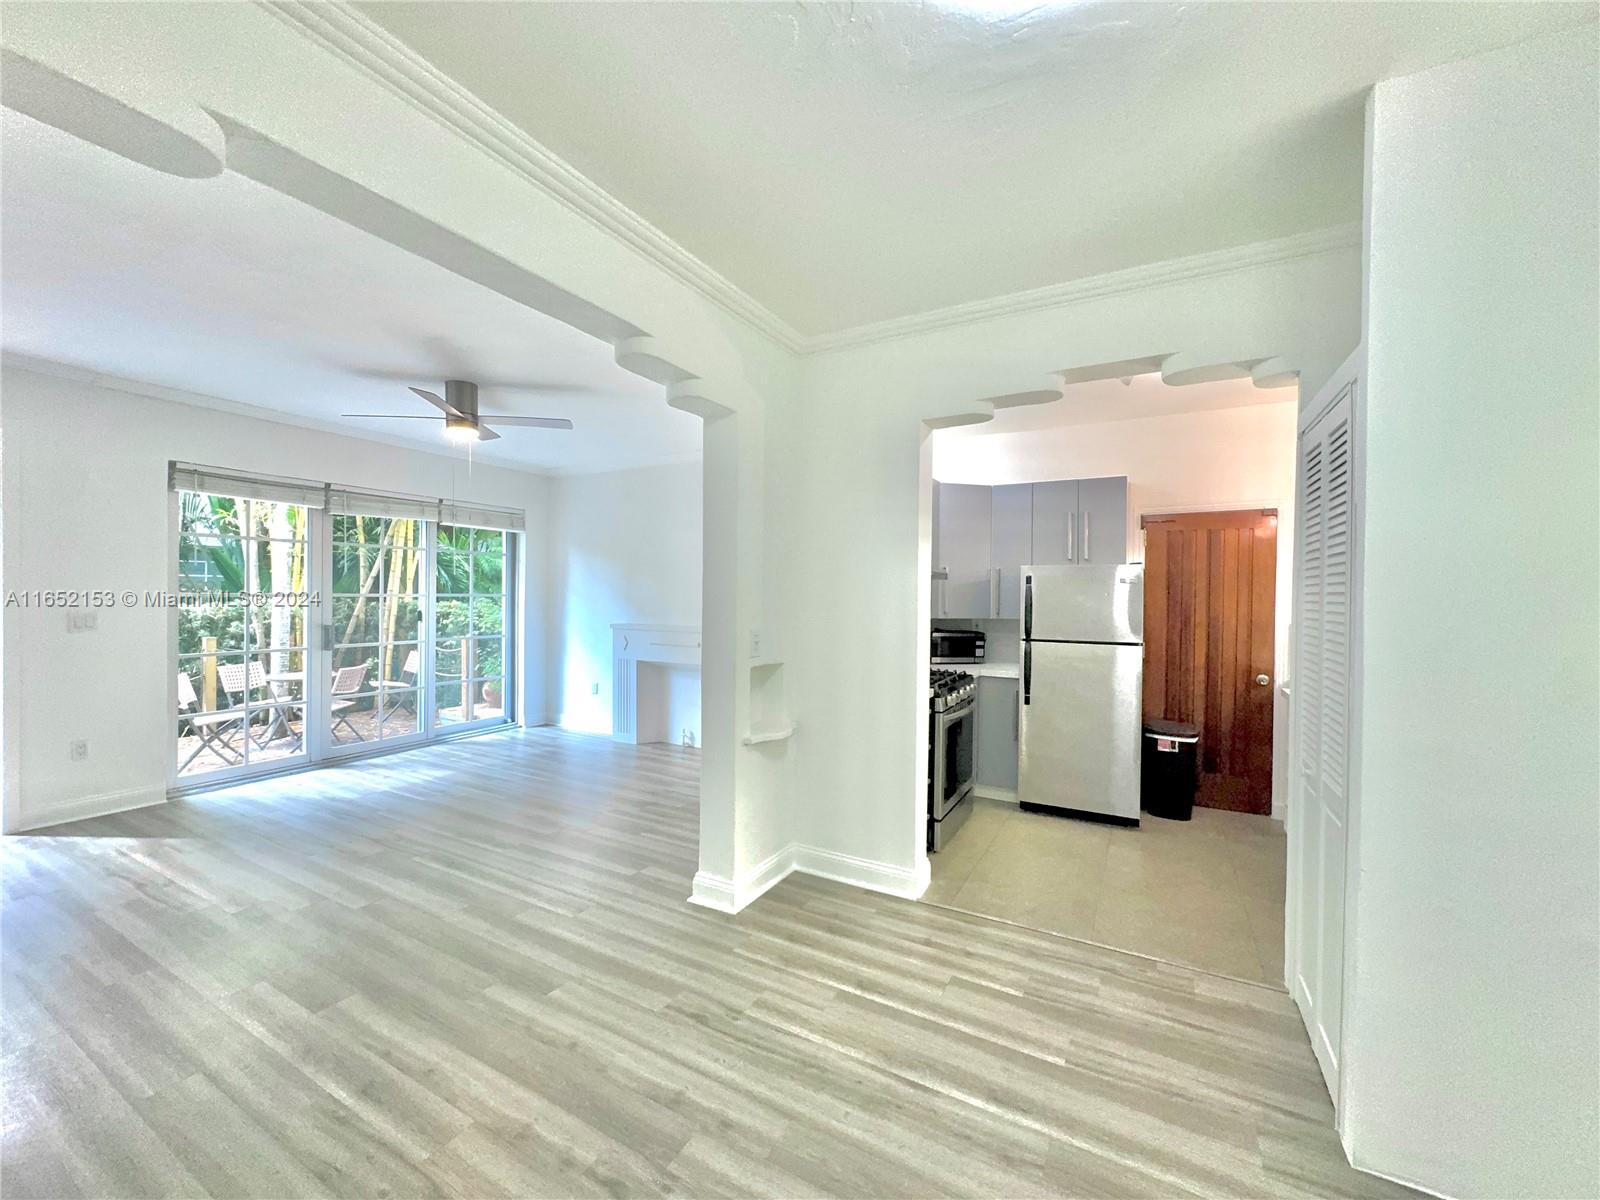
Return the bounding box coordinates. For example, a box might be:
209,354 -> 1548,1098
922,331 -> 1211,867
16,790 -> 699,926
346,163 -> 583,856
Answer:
1290,354 -> 1359,1104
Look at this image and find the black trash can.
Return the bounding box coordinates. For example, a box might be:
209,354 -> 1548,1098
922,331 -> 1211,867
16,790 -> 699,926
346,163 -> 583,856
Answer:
1142,720 -> 1201,820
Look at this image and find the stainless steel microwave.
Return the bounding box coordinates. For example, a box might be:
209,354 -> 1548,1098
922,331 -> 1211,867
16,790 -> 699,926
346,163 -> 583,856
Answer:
931,628 -> 986,664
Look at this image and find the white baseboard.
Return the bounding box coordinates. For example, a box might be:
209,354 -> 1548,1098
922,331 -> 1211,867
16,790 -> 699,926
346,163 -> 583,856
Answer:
12,785 -> 166,833
687,841 -> 930,913
791,843 -> 929,901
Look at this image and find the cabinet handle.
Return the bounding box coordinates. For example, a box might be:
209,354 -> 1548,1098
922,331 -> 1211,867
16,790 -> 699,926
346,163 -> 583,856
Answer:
1083,512 -> 1090,562
1066,514 -> 1075,561
989,568 -> 1000,618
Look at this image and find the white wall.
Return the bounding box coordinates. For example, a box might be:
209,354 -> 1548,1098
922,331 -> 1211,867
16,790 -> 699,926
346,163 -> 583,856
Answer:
934,401 -> 1298,817
1344,28 -> 1598,1199
778,243 -> 1362,897
546,460 -> 703,739
0,364 -> 550,832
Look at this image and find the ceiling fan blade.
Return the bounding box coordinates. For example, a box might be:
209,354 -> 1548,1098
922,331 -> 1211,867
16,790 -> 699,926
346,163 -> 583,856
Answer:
341,413 -> 443,420
475,424 -> 501,442
483,416 -> 575,430
409,387 -> 465,418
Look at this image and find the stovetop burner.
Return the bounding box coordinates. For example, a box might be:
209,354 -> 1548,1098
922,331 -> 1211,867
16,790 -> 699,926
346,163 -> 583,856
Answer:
930,668 -> 976,711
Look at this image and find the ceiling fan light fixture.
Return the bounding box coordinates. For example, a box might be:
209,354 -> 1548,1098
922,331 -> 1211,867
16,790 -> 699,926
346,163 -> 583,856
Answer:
443,416 -> 480,443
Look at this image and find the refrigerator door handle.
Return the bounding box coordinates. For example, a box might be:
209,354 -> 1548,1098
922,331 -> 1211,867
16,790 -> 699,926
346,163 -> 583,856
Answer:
1023,574 -> 1033,639
1023,642 -> 1032,705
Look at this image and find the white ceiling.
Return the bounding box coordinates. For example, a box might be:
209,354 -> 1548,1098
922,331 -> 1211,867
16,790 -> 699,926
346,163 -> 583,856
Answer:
0,108 -> 700,476
357,0 -> 1593,336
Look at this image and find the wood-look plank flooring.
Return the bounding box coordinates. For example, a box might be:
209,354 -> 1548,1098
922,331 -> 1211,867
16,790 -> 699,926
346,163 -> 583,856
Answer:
2,727 -> 1410,1198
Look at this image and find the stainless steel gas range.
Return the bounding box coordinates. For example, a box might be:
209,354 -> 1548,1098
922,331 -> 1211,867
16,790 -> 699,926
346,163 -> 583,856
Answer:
928,668 -> 978,851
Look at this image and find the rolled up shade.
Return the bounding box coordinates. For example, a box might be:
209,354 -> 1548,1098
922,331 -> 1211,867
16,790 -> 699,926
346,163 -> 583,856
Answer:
327,488 -> 435,523
437,501 -> 526,532
169,463 -> 327,509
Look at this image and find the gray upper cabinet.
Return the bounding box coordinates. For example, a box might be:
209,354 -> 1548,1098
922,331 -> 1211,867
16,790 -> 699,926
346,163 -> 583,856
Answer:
990,483 -> 1032,620
1077,476 -> 1129,565
934,476 -> 1129,617
1031,479 -> 1080,564
933,482 -> 992,619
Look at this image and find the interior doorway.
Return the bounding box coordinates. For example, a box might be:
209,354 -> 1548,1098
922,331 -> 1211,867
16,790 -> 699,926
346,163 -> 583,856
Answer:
1142,508 -> 1278,813
918,373 -> 1294,987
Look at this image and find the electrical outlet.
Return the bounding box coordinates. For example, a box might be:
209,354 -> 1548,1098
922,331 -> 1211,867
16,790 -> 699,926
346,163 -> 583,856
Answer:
66,612 -> 99,633
591,682 -> 600,695
750,627 -> 762,659
69,740 -> 88,762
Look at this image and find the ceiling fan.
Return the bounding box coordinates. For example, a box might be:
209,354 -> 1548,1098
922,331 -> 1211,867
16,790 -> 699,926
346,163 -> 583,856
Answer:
343,379 -> 574,443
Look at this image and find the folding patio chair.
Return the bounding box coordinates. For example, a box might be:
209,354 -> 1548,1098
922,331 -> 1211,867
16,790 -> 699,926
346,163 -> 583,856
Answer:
217,660 -> 275,751
375,648 -> 420,722
330,663 -> 371,741
177,671 -> 247,771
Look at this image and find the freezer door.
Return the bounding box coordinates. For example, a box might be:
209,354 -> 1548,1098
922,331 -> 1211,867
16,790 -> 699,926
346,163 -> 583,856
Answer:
1024,563 -> 1143,645
1018,641 -> 1142,821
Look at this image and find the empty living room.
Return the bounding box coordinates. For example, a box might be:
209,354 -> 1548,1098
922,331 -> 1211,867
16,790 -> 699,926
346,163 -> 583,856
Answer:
1,4 -> 1595,1199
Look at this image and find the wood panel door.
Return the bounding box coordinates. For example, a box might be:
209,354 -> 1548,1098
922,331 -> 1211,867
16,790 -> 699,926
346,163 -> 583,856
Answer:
1142,509 -> 1277,813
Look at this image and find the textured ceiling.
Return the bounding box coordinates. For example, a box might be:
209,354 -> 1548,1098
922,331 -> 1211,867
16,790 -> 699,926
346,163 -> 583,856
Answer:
358,0 -> 1594,336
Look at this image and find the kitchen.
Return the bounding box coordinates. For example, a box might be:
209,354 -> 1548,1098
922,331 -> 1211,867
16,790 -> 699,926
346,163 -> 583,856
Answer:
921,375 -> 1295,986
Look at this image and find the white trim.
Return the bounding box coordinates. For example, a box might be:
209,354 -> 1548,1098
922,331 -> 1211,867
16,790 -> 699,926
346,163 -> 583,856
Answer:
686,841 -> 930,913
687,870 -> 739,913
791,844 -> 930,901
803,224 -> 1362,353
13,785 -> 166,833
250,5 -> 1361,361
257,0 -> 807,353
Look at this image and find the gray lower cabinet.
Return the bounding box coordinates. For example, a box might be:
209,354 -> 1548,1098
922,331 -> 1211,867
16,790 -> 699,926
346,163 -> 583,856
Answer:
975,675 -> 1019,791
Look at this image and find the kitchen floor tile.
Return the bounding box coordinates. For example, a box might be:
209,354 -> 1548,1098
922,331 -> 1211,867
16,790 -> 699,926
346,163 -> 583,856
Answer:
925,801 -> 1286,987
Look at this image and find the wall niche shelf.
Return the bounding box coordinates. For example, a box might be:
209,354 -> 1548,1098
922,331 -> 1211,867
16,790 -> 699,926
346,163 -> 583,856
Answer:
746,661 -> 794,748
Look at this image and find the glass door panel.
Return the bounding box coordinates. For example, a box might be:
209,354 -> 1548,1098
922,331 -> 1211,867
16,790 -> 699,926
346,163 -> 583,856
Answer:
434,525 -> 511,728
176,492 -> 309,779
329,515 -> 424,750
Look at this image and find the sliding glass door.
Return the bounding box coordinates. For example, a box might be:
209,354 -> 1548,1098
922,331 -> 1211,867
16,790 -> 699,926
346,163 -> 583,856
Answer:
176,492 -> 311,780
434,524 -> 510,729
329,513 -> 425,752
173,481 -> 517,788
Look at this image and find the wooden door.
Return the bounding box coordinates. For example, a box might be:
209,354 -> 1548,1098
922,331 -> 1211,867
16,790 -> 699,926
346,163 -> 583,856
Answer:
1142,509 -> 1277,813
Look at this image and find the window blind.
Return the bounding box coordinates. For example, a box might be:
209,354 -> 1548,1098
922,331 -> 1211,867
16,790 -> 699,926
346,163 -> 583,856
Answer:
326,488 -> 435,523
169,463 -> 327,509
437,501 -> 526,532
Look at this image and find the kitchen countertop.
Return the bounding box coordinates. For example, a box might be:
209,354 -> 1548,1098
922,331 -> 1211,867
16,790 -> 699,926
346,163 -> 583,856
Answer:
967,663 -> 1020,680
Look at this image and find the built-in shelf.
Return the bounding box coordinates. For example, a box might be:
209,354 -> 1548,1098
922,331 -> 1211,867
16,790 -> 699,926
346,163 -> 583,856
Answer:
746,661 -> 793,750
742,722 -> 796,746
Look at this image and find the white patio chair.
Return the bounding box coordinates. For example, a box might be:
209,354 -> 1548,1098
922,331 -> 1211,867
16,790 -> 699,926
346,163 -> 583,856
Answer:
330,663 -> 371,740
375,648 -> 420,722
177,671 -> 246,771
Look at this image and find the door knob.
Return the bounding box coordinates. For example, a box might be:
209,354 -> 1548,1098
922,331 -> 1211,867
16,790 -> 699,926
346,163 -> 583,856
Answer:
1255,674 -> 1271,686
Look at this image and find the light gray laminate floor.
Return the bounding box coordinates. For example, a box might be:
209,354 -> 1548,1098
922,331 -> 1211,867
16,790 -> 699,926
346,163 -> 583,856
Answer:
926,798 -> 1288,985
2,727 -> 1406,1199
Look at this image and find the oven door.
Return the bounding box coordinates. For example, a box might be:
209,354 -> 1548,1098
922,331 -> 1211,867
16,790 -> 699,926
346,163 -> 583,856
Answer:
931,699 -> 977,820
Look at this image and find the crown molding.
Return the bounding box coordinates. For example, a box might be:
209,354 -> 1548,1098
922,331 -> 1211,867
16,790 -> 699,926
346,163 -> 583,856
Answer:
255,4 -> 1357,363
258,1 -> 808,353
802,223 -> 1362,355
